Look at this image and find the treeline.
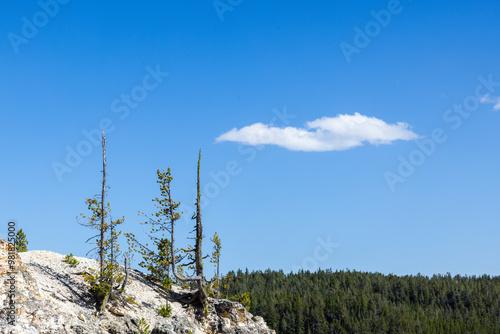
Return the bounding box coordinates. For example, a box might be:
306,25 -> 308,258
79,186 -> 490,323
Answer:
225,268 -> 500,334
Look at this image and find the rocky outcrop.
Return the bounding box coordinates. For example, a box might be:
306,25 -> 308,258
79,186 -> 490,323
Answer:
0,239 -> 275,334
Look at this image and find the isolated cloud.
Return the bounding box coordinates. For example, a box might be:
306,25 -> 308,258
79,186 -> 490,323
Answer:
215,113 -> 419,152
480,94 -> 500,110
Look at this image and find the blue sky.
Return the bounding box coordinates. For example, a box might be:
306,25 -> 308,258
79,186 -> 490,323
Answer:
1,0 -> 499,278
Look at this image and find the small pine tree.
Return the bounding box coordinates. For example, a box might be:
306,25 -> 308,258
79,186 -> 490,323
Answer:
125,230 -> 174,282
124,168 -> 186,297
210,232 -> 222,298
126,151 -> 208,305
157,302 -> 172,317
80,214 -> 126,312
15,228 -> 28,252
64,253 -> 79,267
137,317 -> 150,334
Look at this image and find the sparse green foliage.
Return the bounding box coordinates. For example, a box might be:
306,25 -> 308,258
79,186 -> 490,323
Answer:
157,303 -> 172,317
80,213 -> 126,309
79,198 -> 107,259
161,277 -> 172,291
136,317 -> 150,334
168,150 -> 208,305
64,253 -> 79,267
230,292 -> 251,311
125,296 -> 137,305
218,273 -> 232,299
179,243 -> 196,274
204,302 -> 209,317
210,232 -> 222,298
82,261 -> 125,310
79,199 -> 125,264
78,131 -> 127,312
126,151 -> 208,305
208,272 -> 232,299
82,267 -> 109,306
124,169 -> 182,282
15,228 -> 28,252
175,263 -> 190,289
126,234 -> 173,282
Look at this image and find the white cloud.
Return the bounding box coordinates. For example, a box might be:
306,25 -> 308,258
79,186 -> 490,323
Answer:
215,113 -> 419,152
480,94 -> 500,110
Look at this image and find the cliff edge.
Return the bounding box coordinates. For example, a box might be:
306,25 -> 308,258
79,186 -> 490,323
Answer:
0,239 -> 275,334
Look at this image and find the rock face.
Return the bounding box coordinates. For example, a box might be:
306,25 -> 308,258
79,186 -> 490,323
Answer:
0,239 -> 275,334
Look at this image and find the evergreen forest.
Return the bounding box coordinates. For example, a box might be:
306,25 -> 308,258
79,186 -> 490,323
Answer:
225,268 -> 500,334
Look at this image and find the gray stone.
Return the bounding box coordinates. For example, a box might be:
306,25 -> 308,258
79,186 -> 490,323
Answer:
0,239 -> 276,334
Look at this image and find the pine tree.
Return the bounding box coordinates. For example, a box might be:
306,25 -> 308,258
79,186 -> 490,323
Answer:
15,228 -> 28,252
79,200 -> 126,312
210,232 -> 222,298
125,201 -> 175,283
78,130 -> 126,313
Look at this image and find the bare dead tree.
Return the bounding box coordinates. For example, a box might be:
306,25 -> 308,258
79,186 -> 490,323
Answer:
169,150 -> 207,305
120,257 -> 129,291
100,130 -> 106,274
194,149 -> 207,302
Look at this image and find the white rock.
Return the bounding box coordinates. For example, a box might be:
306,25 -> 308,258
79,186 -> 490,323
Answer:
0,239 -> 275,334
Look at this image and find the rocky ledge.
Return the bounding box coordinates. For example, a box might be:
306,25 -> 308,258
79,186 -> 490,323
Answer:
0,239 -> 275,334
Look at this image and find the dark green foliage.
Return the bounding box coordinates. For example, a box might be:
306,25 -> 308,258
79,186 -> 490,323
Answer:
229,292 -> 251,311
126,233 -> 173,282
157,303 -> 172,317
15,228 -> 28,252
82,261 -> 125,310
80,200 -> 126,310
161,277 -> 173,291
226,269 -> 500,334
137,317 -> 150,334
124,169 -> 179,283
208,232 -> 222,298
64,253 -> 79,267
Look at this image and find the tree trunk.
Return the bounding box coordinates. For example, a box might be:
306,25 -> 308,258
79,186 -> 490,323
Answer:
101,222 -> 113,314
169,202 -> 206,302
169,149 -> 207,305
195,149 -> 207,302
100,130 -> 106,274
216,252 -> 220,299
121,257 -> 128,291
